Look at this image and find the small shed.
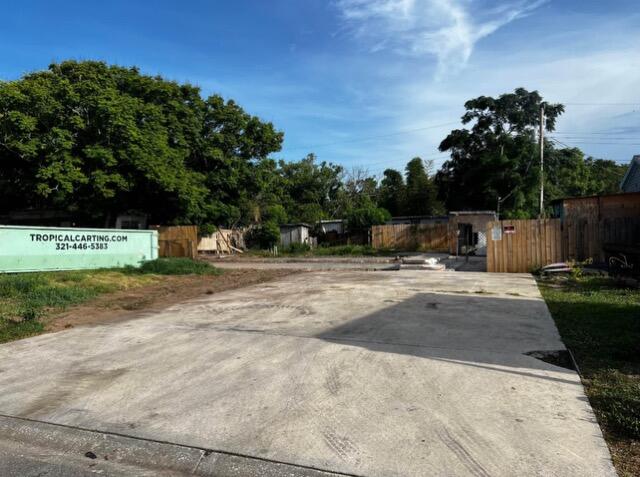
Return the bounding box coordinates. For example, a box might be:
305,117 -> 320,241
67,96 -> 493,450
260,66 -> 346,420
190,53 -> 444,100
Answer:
280,223 -> 312,248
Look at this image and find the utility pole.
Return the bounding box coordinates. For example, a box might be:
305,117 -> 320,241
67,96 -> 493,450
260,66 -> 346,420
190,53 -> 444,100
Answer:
539,104 -> 545,218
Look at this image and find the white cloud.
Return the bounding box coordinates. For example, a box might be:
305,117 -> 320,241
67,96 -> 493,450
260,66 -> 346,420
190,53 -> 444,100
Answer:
336,0 -> 547,77
387,41 -> 640,165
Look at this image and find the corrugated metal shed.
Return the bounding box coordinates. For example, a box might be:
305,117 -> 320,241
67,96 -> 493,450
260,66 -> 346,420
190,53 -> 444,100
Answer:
280,224 -> 311,248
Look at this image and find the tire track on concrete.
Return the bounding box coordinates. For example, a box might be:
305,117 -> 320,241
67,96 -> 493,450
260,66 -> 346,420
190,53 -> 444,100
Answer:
437,427 -> 492,477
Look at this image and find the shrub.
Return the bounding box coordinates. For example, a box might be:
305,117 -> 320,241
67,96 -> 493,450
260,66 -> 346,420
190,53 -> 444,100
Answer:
253,221 -> 280,249
345,205 -> 391,230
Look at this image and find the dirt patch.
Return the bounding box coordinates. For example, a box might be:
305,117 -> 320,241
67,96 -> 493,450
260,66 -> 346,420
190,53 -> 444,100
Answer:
524,350 -> 576,371
608,434 -> 640,477
45,269 -> 300,333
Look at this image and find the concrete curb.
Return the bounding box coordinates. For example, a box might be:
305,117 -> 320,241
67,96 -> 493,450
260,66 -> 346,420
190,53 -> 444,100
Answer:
0,414 -> 357,477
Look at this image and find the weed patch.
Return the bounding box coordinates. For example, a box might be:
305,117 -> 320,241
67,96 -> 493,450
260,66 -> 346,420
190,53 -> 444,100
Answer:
132,258 -> 221,275
0,259 -> 222,344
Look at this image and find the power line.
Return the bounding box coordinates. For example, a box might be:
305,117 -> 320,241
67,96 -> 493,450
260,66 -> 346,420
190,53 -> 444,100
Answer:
556,102 -> 640,106
553,134 -> 640,140
547,137 -> 632,162
554,131 -> 640,136
549,135 -> 640,145
552,141 -> 640,146
283,121 -> 460,152
340,153 -> 448,169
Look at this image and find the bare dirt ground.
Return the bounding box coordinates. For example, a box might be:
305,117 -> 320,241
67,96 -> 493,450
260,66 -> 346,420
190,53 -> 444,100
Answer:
45,269 -> 300,333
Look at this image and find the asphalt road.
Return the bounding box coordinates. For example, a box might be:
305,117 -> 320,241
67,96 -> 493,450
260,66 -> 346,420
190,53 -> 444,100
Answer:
0,270 -> 615,476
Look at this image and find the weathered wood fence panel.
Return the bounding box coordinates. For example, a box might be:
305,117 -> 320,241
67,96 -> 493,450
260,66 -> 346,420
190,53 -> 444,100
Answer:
487,219 -> 563,273
371,224 -> 450,252
564,217 -> 640,263
154,225 -> 198,259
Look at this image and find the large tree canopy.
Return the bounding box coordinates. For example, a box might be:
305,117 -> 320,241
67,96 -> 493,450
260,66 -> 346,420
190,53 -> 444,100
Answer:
0,60 -> 283,227
1,69 -> 627,232
435,88 -> 626,217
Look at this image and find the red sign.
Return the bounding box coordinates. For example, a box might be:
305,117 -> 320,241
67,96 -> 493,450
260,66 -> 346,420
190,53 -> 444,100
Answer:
503,225 -> 516,234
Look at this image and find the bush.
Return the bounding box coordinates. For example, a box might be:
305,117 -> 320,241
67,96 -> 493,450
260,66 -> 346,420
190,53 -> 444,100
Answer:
136,258 -> 221,275
198,224 -> 217,237
252,221 -> 280,249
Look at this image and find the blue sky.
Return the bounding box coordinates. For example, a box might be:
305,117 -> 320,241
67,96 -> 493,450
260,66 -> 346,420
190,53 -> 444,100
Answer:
2,0 -> 639,176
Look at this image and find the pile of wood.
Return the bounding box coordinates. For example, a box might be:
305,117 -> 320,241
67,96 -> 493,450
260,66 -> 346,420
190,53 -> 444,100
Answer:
198,228 -> 246,255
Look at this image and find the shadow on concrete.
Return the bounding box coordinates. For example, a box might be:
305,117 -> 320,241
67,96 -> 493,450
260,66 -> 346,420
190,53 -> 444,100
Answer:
315,292 -> 576,385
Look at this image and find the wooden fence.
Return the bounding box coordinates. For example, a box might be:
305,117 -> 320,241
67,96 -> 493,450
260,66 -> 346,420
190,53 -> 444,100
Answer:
154,225 -> 198,259
486,219 -> 563,273
563,217 -> 640,263
371,224 -> 450,252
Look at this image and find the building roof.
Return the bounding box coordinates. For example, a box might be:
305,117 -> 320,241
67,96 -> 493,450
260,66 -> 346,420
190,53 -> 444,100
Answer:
319,219 -> 344,223
449,210 -> 496,216
550,190 -> 640,204
389,215 -> 448,220
620,155 -> 640,193
279,223 -> 311,228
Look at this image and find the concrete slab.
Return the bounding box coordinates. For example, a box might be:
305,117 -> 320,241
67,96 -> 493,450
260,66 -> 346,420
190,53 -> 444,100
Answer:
0,415 -> 343,476
0,271 -> 615,476
206,253 -> 486,272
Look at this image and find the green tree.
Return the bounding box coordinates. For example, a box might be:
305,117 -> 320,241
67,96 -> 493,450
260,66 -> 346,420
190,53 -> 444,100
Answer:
436,88 -> 564,217
545,148 -> 627,201
582,157 -> 627,195
0,60 -> 283,227
404,157 -> 442,215
345,202 -> 391,230
378,168 -> 406,216
277,154 -> 343,223
253,220 -> 281,248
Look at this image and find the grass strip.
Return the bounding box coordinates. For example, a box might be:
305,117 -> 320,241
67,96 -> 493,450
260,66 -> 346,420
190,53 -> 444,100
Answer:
539,275 -> 640,476
0,259 -> 220,344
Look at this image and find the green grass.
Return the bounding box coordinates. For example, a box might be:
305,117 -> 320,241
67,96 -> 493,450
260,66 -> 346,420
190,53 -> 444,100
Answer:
310,244 -> 385,256
0,259 -> 221,344
133,257 -> 222,275
248,244 -> 397,257
539,275 -> 640,474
